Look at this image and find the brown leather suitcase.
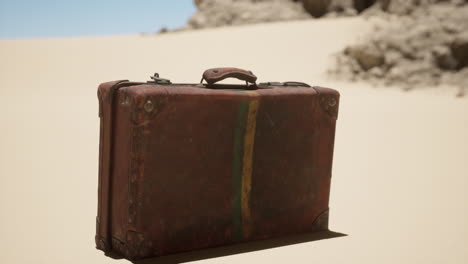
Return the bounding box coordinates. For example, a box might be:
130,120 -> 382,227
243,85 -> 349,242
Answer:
96,68 -> 340,260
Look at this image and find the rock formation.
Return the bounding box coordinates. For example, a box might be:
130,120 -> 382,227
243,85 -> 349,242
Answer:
186,0 -> 380,28
185,0 -> 311,30
186,0 -> 468,28
331,1 -> 468,96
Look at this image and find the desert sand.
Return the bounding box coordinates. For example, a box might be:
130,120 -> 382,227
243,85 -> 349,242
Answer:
1,17 -> 467,264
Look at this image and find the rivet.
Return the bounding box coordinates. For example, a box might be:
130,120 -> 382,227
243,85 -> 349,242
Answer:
213,69 -> 219,73
328,98 -> 337,107
144,100 -> 154,112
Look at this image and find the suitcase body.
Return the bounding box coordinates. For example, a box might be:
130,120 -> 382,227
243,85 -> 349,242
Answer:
96,68 -> 340,260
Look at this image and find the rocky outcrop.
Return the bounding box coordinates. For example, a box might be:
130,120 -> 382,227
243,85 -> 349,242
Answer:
331,2 -> 468,96
185,0 -> 381,29
185,0 -> 311,30
186,0 -> 467,29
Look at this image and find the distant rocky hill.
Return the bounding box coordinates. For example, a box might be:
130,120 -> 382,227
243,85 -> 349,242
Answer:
185,0 -> 466,29
185,0 -> 310,30
185,0 -> 370,30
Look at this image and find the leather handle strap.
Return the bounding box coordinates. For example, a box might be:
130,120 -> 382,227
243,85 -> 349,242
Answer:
201,67 -> 257,85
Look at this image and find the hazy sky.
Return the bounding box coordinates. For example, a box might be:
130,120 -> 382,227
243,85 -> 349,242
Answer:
0,0 -> 196,39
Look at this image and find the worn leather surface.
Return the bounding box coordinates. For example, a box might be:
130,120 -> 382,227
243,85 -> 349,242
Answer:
202,67 -> 258,84
96,80 -> 128,252
96,81 -> 340,260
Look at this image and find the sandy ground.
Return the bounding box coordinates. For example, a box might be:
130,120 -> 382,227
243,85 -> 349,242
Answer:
1,17 -> 467,264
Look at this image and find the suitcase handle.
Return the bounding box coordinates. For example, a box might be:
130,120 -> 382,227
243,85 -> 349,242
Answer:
200,67 -> 257,86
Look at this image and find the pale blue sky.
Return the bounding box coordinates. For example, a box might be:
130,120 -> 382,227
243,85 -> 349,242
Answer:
0,0 -> 196,39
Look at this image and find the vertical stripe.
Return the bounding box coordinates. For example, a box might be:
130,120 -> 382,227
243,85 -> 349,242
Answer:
241,93 -> 259,239
231,91 -> 259,241
232,101 -> 249,241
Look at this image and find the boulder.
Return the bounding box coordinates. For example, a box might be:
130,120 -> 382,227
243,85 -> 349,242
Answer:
353,0 -> 377,12
301,0 -> 377,17
301,0 -> 332,17
451,33 -> 468,69
432,45 -> 458,70
345,44 -> 385,70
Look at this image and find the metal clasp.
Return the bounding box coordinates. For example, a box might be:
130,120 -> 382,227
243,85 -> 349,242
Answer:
148,73 -> 172,85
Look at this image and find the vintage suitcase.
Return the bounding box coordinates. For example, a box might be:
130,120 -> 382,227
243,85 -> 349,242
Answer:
96,68 -> 340,260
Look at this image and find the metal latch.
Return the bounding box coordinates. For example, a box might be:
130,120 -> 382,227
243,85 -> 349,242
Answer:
260,81 -> 311,87
148,73 -> 172,85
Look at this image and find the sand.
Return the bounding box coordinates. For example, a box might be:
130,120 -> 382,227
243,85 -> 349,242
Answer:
1,17 -> 467,264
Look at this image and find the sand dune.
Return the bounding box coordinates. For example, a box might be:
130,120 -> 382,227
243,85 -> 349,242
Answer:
1,17 -> 467,264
